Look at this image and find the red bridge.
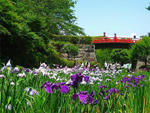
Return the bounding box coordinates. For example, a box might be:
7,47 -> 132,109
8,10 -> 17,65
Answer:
92,33 -> 139,49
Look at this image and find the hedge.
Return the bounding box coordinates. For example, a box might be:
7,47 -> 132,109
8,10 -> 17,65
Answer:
50,34 -> 93,44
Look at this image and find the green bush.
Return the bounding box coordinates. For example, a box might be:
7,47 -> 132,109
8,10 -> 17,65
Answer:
130,37 -> 150,69
110,49 -> 130,65
50,35 -> 80,44
63,44 -> 79,59
96,49 -> 112,67
96,48 -> 131,67
50,34 -> 93,44
50,41 -> 72,52
62,59 -> 74,67
79,36 -> 92,44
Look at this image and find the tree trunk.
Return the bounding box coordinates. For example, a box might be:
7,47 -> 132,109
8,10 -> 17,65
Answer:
144,59 -> 147,66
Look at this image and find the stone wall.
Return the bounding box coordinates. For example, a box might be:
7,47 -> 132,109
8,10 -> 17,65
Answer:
61,44 -> 97,62
135,56 -> 150,72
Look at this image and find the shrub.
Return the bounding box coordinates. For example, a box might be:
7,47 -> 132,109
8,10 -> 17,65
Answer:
130,37 -> 150,69
96,49 -> 112,67
110,49 -> 130,65
50,41 -> 72,52
63,44 -> 79,59
50,34 -> 93,44
50,35 -> 80,44
79,36 -> 92,44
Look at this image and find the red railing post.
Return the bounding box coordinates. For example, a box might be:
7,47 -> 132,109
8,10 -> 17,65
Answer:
114,33 -> 117,42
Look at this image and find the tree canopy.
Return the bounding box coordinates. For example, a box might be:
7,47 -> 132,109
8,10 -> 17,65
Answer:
12,0 -> 85,35
110,49 -> 130,65
0,0 -> 83,67
147,5 -> 150,10
130,37 -> 150,67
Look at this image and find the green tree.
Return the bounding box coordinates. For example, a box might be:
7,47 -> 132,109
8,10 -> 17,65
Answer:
13,0 -> 85,35
0,0 -> 67,67
63,44 -> 79,59
96,49 -> 111,67
0,0 -> 84,67
110,49 -> 130,65
147,5 -> 150,10
130,37 -> 150,67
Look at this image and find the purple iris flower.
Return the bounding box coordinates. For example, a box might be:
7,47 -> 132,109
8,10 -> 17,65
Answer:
70,75 -> 77,81
84,76 -> 90,83
99,92 -> 103,96
72,93 -> 78,100
32,71 -> 38,75
41,82 -> 70,94
41,82 -> 55,93
120,75 -> 145,88
132,84 -> 136,87
45,83 -> 53,93
0,60 -> 12,72
60,85 -> 70,94
72,91 -> 97,105
93,99 -> 98,105
99,85 -> 107,89
99,87 -> 106,96
0,66 -> 5,72
141,75 -> 145,79
90,91 -> 95,97
120,93 -> 124,95
137,75 -> 145,80
101,89 -> 105,93
99,85 -> 103,89
45,85 -> 53,93
134,80 -> 139,85
114,88 -> 118,93
127,78 -> 132,82
70,73 -> 84,82
76,73 -> 84,82
13,67 -> 19,73
123,77 -> 128,81
41,81 -> 50,89
25,68 -> 30,72
54,82 -> 66,89
104,94 -> 110,100
126,82 -> 131,85
71,80 -> 78,88
108,88 -> 118,94
52,84 -> 59,90
126,82 -> 136,87
140,84 -> 143,87
70,73 -> 85,88
107,89 -> 112,94
78,92 -> 89,104
131,76 -> 135,80
88,96 -> 93,104
29,89 -> 39,96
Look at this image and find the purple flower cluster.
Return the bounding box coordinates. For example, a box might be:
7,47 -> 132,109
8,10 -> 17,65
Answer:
120,75 -> 145,87
72,91 -> 98,105
104,88 -> 118,100
41,82 -> 70,94
70,73 -> 90,88
24,87 -> 39,96
99,85 -> 107,89
107,88 -> 118,94
99,85 -> 118,100
99,85 -> 107,96
0,60 -> 12,72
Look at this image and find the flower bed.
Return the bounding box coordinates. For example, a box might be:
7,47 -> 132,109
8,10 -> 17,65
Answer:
0,61 -> 150,113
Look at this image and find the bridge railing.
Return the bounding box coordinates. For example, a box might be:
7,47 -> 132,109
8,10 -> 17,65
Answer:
92,37 -> 139,44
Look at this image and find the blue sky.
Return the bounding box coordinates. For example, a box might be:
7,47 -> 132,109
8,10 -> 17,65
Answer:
74,0 -> 150,38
